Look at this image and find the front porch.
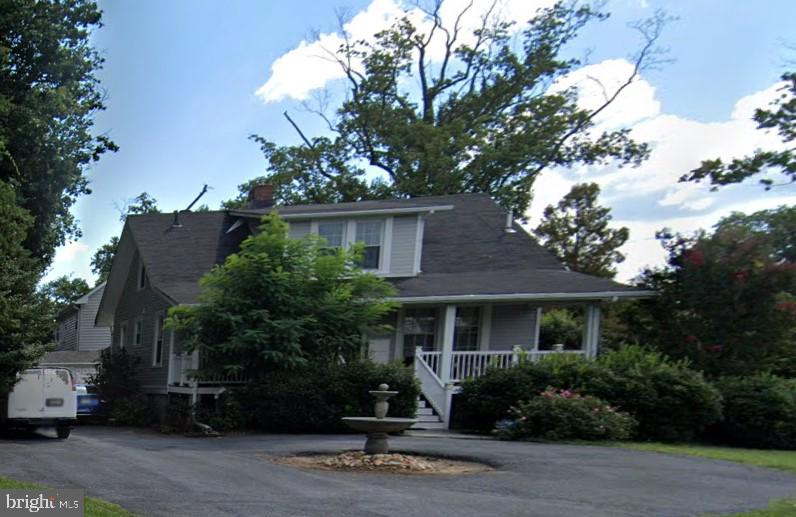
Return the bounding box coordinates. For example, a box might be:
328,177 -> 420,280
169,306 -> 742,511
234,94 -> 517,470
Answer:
167,350 -> 246,397
380,302 -> 603,429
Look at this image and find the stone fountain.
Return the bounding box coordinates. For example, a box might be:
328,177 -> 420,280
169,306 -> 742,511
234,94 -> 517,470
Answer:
342,384 -> 417,454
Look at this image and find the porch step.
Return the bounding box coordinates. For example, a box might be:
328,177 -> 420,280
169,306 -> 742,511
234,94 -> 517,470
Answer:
412,395 -> 445,430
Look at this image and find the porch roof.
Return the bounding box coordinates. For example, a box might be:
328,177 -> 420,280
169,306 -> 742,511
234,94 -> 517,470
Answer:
390,269 -> 652,302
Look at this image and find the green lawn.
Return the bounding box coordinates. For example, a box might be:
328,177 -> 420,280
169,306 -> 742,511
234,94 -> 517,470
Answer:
619,443 -> 796,475
618,443 -> 796,517
0,476 -> 135,517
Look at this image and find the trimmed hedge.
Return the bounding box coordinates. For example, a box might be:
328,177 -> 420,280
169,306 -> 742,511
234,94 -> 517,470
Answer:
457,346 -> 722,442
707,374 -> 796,450
236,360 -> 419,433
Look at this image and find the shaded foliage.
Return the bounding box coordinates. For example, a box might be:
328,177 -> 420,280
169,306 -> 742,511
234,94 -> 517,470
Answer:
0,0 -> 116,265
0,181 -> 50,394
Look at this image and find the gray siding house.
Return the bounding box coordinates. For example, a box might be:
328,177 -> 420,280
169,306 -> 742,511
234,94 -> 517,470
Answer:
95,189 -> 653,427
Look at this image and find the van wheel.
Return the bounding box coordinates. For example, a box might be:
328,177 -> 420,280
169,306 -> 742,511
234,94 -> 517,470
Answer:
56,426 -> 71,439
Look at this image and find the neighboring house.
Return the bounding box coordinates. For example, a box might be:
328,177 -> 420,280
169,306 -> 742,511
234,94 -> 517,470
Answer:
95,187 -> 654,427
38,350 -> 101,384
45,283 -> 112,383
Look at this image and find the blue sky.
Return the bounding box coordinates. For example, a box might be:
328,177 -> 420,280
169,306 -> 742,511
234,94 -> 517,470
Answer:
47,0 -> 796,283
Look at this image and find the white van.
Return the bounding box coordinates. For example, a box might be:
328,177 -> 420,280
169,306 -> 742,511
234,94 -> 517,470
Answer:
1,368 -> 77,438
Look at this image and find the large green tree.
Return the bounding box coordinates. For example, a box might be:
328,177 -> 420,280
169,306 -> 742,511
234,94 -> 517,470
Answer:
228,2 -> 666,213
0,0 -> 116,265
681,71 -> 794,189
0,181 -> 50,394
534,182 -> 629,278
167,214 -> 397,381
625,212 -> 796,377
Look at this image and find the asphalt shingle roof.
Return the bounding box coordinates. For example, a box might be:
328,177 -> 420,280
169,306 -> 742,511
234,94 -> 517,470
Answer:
123,193 -> 644,304
126,211 -> 248,304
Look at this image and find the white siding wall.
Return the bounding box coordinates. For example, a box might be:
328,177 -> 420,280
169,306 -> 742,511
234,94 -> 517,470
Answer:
489,304 -> 538,350
77,288 -> 112,351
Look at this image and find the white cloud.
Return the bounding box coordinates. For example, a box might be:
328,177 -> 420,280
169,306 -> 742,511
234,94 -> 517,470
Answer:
550,59 -> 661,128
614,194 -> 796,282
527,62 -> 795,281
255,0 -> 556,103
42,240 -> 93,284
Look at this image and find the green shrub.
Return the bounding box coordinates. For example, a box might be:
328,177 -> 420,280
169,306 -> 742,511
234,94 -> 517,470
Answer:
496,387 -> 636,441
239,360 -> 419,433
707,374 -> 796,449
195,391 -> 247,432
587,346 -> 723,442
108,396 -> 152,427
90,348 -> 153,426
457,346 -> 722,442
456,353 -> 597,432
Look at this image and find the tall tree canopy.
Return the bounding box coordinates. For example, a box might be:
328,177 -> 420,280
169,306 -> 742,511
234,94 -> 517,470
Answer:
0,0 -> 116,265
682,71 -> 795,189
168,214 -> 397,381
625,210 -> 796,377
534,182 -> 629,278
229,1 -> 666,214
0,181 -> 49,394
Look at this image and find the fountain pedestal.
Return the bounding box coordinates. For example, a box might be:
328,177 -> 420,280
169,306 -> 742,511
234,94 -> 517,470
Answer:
342,384 -> 417,454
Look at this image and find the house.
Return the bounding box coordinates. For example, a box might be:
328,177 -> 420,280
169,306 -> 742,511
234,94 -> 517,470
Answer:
44,282 -> 112,383
95,187 -> 654,427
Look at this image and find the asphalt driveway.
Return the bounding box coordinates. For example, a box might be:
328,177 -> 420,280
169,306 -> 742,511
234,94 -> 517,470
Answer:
0,426 -> 794,517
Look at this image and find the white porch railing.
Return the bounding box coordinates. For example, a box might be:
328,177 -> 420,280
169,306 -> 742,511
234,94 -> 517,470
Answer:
416,347 -> 586,383
168,352 -> 246,386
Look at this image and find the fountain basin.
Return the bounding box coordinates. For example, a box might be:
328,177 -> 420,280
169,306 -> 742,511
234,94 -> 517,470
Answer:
342,417 -> 417,454
342,417 -> 417,433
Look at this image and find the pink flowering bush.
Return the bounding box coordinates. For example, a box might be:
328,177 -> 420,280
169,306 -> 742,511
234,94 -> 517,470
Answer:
496,387 -> 637,441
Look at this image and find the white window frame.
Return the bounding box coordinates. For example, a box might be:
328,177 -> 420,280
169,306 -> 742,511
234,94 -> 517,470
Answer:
152,312 -> 165,367
118,322 -> 128,349
133,317 -> 143,347
354,219 -> 385,271
310,217 -> 393,275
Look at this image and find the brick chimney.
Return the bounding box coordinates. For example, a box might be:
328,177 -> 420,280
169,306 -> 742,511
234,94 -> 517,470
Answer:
249,184 -> 274,209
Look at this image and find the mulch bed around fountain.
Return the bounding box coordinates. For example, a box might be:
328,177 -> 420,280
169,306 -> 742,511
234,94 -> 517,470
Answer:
272,451 -> 492,475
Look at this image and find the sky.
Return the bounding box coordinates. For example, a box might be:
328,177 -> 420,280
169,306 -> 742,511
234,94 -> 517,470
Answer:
45,0 -> 796,284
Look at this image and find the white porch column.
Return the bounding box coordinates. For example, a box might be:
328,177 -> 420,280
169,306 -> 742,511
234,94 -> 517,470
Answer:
582,304 -> 602,358
439,305 -> 457,383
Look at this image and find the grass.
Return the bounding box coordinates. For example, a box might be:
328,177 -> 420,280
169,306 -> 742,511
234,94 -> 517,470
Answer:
619,443 -> 796,475
618,443 -> 796,516
0,476 -> 135,517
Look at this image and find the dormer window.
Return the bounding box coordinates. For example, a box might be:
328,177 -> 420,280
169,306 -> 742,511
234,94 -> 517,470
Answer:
355,220 -> 383,270
318,222 -> 345,253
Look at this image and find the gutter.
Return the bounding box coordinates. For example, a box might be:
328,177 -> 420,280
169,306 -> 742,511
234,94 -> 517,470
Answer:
390,290 -> 657,304
230,205 -> 454,220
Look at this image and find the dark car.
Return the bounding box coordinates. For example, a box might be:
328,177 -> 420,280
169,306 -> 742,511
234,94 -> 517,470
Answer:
75,384 -> 105,419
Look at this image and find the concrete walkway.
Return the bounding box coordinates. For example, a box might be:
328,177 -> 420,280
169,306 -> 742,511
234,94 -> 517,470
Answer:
0,426 -> 794,517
